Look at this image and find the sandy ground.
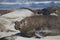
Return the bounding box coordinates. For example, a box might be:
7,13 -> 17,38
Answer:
0,32 -> 60,40
15,36 -> 60,40
0,30 -> 19,38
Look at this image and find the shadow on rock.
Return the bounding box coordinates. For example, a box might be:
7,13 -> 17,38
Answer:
0,33 -> 31,40
14,33 -> 31,38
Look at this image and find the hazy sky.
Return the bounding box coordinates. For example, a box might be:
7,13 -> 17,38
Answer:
0,0 -> 60,2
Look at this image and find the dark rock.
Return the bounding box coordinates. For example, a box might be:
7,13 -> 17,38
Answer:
0,10 -> 13,15
0,36 -> 16,40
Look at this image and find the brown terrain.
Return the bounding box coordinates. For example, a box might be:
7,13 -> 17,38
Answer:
0,10 -> 14,15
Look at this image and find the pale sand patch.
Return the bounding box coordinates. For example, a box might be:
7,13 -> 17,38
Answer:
0,17 -> 16,30
15,36 -> 60,40
0,31 -> 19,38
0,32 -> 60,40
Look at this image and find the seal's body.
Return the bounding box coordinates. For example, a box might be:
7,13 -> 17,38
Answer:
14,15 -> 60,38
15,15 -> 47,37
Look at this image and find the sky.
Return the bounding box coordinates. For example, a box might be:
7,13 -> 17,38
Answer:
0,0 -> 60,2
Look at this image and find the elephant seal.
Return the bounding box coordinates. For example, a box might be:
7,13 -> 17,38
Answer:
14,15 -> 60,38
14,15 -> 48,37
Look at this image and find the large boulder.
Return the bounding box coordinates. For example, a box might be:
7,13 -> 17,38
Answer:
41,6 -> 60,16
1,9 -> 35,22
